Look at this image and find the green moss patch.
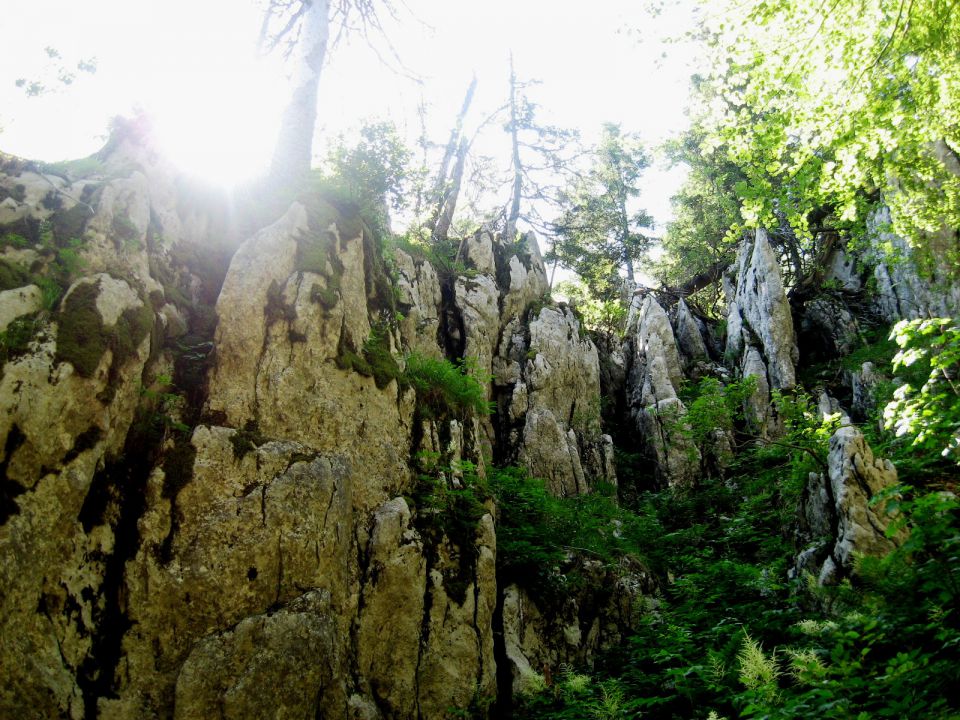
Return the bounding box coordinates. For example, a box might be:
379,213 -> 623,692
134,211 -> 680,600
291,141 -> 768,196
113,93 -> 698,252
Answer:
55,280 -> 154,379
336,322 -> 402,389
56,282 -> 108,377
0,259 -> 32,291
0,313 -> 42,368
51,201 -> 96,245
111,213 -> 140,250
309,281 -> 339,311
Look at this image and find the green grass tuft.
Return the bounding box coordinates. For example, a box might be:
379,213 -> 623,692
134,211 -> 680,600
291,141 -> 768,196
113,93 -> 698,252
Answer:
402,353 -> 492,418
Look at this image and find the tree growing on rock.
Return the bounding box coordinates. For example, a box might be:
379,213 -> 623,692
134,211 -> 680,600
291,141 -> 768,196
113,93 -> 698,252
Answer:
502,55 -> 584,244
322,120 -> 412,231
259,0 -> 397,186
548,123 -> 653,300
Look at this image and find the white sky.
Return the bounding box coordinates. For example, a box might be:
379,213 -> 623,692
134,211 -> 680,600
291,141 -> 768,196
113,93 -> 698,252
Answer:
0,0 -> 702,231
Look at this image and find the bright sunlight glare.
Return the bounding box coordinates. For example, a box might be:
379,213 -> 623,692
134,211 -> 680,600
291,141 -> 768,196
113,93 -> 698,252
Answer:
150,61 -> 286,187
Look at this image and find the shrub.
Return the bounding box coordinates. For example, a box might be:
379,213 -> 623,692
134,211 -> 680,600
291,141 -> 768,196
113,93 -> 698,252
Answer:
883,317 -> 960,464
402,353 -> 491,418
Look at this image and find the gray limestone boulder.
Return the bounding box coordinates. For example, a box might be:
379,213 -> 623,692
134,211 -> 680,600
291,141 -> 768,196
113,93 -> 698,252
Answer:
795,425 -> 906,584
625,295 -> 700,487
725,229 -> 798,390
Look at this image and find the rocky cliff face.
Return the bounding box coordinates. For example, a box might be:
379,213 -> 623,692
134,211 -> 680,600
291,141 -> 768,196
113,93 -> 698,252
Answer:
0,131 -> 928,717
0,134 -> 630,719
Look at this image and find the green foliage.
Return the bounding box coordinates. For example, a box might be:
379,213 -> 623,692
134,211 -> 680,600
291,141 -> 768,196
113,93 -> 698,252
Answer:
691,0 -> 960,264
503,372 -> 959,719
411,455 -> 490,605
321,120 -> 411,237
680,376 -> 756,444
383,230 -> 475,281
490,466 -> 659,598
0,231 -> 30,249
555,280 -> 627,333
883,317 -> 960,463
139,374 -> 191,439
654,128 -> 745,311
402,353 -> 492,418
111,213 -> 141,250
548,123 -> 653,298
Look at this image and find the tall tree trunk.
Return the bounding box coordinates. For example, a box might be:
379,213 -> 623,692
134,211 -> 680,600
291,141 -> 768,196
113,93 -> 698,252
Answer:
426,76 -> 477,234
505,54 -> 522,241
618,189 -> 636,287
269,0 -> 330,186
433,138 -> 468,245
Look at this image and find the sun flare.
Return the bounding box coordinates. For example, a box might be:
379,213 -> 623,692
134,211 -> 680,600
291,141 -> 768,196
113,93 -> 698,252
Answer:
151,58 -> 286,187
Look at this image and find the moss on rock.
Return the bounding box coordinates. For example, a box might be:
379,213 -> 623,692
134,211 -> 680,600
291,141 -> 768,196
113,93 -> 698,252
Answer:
0,259 -> 32,291
55,280 -> 154,379
0,313 -> 42,368
55,282 -> 106,377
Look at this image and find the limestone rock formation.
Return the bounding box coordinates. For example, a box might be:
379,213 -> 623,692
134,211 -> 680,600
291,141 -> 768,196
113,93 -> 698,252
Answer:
867,206 -> 960,322
624,294 -> 700,487
501,556 -> 655,696
494,305 -> 616,496
726,229 -> 798,389
672,298 -> 710,374
1,133 -> 635,718
724,229 -> 798,437
799,294 -> 861,360
393,247 -> 443,357
1,148 -> 162,719
795,424 -> 906,585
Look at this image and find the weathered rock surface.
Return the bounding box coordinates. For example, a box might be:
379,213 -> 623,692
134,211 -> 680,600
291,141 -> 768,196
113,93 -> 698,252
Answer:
795,424 -> 906,585
0,284 -> 42,331
726,229 -> 798,390
672,298 -> 709,372
2,141 -> 633,717
867,206 -> 960,322
723,229 -> 798,437
0,143 -> 165,718
394,247 -> 443,357
799,294 -> 861,360
501,556 -> 655,696
624,294 -> 700,487
494,305 -> 616,495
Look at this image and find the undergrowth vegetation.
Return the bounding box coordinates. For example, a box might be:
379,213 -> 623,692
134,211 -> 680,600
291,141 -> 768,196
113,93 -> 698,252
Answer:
403,352 -> 492,418
505,337 -> 960,719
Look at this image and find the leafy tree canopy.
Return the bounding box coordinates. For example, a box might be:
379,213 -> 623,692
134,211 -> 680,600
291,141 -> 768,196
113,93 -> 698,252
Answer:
320,119 -> 412,232
549,123 -> 653,300
691,0 -> 960,258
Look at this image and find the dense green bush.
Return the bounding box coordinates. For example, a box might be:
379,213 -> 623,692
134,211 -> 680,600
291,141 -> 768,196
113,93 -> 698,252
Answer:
883,317 -> 960,464
402,352 -> 492,418
490,466 -> 659,598
507,378 -> 960,719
